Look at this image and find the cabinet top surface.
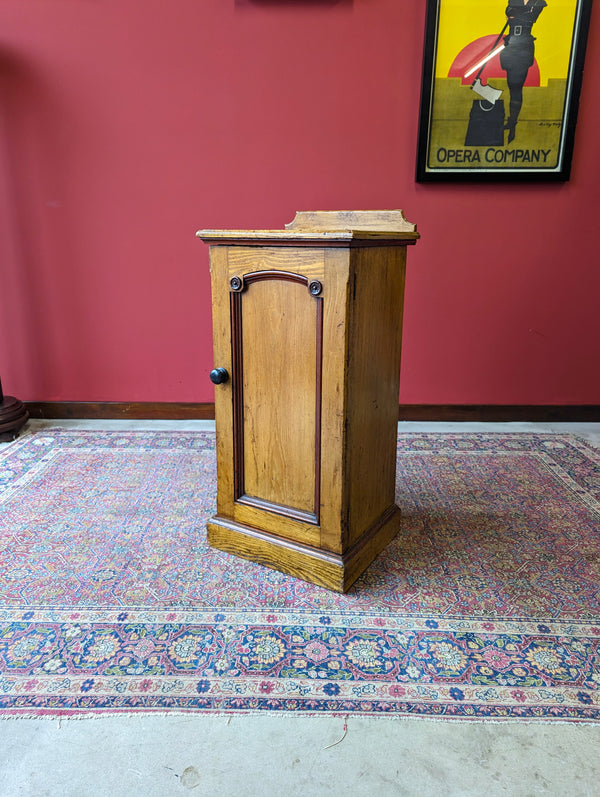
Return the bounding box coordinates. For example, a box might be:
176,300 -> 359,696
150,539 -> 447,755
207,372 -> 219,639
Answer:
197,210 -> 419,245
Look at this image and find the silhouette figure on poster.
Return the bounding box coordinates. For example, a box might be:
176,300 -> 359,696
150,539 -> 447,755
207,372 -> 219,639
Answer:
500,0 -> 547,142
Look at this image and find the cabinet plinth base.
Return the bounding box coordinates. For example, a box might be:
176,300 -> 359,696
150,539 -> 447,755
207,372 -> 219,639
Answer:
207,505 -> 402,593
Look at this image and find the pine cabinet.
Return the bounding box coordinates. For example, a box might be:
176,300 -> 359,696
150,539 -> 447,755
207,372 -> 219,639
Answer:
197,210 -> 418,592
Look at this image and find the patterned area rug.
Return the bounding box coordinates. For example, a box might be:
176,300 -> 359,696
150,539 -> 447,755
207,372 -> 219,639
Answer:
0,429 -> 599,720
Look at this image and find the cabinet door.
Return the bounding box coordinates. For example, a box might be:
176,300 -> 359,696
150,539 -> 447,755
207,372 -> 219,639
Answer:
211,246 -> 334,548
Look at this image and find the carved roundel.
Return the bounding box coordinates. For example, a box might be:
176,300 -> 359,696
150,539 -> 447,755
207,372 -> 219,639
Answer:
230,276 -> 244,292
308,280 -> 323,297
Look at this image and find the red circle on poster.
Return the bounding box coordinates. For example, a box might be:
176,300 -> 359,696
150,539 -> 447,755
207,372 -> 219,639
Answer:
449,35 -> 540,86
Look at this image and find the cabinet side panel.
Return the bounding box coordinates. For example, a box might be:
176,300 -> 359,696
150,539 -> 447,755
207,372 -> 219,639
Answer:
346,246 -> 407,547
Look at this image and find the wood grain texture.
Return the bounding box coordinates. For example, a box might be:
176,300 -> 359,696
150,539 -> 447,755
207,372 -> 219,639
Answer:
197,211 -> 419,247
285,209 -> 418,233
344,245 -> 407,547
201,213 -> 417,591
207,506 -> 403,593
210,246 -> 328,546
239,277 -> 317,514
207,516 -> 347,592
209,245 -> 236,519
341,504 -> 403,590
227,247 -> 326,278
317,247 -> 352,554
227,498 -> 321,548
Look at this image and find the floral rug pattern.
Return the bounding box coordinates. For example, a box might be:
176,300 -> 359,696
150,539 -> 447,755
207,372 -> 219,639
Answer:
0,430 -> 599,719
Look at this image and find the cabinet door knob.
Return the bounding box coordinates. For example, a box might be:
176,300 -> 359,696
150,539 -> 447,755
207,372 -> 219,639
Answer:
209,367 -> 229,385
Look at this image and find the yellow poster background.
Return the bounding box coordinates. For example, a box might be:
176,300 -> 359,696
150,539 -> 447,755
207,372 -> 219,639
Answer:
426,0 -> 580,172
435,0 -> 577,84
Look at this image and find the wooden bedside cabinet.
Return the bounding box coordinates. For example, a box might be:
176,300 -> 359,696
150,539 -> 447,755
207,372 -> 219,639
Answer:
197,210 -> 418,592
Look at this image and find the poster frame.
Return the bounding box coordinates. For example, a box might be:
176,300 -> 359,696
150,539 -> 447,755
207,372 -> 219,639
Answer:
415,0 -> 593,181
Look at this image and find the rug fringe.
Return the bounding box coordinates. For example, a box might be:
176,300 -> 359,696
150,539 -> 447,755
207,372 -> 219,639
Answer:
1,710 -> 600,726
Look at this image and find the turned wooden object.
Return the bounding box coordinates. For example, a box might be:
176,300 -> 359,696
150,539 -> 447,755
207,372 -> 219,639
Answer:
0,377 -> 28,443
197,210 -> 419,592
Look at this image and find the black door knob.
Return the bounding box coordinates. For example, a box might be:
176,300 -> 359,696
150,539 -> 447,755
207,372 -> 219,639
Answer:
209,367 -> 229,385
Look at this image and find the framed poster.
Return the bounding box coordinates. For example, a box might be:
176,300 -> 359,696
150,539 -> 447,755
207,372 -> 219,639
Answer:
416,0 -> 593,181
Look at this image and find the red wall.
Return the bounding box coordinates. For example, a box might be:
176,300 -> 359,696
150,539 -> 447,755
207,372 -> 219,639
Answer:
1,0 -> 599,405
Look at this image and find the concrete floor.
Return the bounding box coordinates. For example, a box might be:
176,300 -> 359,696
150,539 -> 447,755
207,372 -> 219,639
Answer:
1,420 -> 599,797
3,713 -> 600,796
